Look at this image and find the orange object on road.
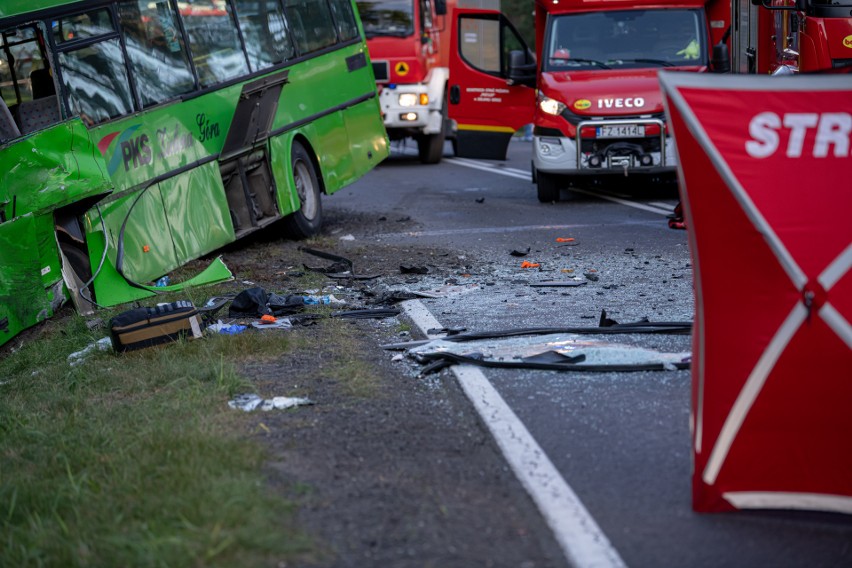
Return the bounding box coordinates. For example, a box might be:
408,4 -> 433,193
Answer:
520,261 -> 540,269
556,237 -> 575,242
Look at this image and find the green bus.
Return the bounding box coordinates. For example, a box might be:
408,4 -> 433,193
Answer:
0,0 -> 389,347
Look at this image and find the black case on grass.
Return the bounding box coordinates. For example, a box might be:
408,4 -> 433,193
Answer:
109,301 -> 203,352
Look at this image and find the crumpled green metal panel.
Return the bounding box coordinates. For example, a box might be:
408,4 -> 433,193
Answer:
161,161 -> 234,266
0,214 -> 54,347
87,162 -> 235,285
0,120 -> 113,219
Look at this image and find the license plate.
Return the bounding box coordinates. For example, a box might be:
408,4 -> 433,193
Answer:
596,125 -> 645,138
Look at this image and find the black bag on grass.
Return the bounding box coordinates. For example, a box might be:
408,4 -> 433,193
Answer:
110,301 -> 203,352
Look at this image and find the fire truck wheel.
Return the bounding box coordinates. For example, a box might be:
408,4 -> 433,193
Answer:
418,132 -> 445,164
536,172 -> 561,203
282,141 -> 323,239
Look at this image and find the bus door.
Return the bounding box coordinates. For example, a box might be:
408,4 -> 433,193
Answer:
448,9 -> 535,160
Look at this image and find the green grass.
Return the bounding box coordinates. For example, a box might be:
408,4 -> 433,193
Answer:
0,313 -> 312,567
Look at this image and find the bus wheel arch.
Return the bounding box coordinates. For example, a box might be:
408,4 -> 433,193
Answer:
282,137 -> 324,239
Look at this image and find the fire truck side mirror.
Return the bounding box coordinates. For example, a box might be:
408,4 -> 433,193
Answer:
434,0 -> 447,16
508,50 -> 536,87
711,42 -> 731,73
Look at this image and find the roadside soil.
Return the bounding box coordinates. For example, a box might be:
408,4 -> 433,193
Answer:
213,207 -> 568,568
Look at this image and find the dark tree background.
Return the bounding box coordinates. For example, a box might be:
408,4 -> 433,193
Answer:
502,0 -> 535,48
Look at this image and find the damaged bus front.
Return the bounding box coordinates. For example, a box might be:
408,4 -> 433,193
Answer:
0,114 -> 113,346
1,0 -> 389,348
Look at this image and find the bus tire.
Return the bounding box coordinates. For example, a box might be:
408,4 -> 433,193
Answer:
282,141 -> 323,239
536,172 -> 561,203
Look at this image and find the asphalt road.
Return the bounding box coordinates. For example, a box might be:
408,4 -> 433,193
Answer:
324,139 -> 852,568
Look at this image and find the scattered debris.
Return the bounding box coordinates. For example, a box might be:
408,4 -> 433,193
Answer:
400,264 -> 429,274
520,261 -> 540,269
475,197 -> 485,203
555,237 -> 575,243
584,272 -> 600,282
381,312 -> 692,350
228,393 -> 314,412
339,234 -> 355,241
510,247 -> 531,257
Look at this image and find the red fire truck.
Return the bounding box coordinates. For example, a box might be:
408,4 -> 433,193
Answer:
724,0 -> 852,75
360,0 -> 455,163
447,0 -> 730,202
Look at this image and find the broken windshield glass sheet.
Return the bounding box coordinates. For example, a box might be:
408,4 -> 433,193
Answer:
408,334 -> 691,374
228,393 -> 314,412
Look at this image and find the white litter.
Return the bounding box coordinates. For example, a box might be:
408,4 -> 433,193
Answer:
228,393 -> 314,412
68,337 -> 112,367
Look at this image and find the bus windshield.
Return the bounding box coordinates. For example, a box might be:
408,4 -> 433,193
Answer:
357,0 -> 414,37
545,9 -> 706,71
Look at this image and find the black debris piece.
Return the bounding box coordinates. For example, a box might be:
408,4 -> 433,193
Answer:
300,247 -> 380,280
229,287 -> 304,317
530,280 -> 587,288
400,265 -> 429,275
414,349 -> 688,375
426,326 -> 467,336
510,247 -> 531,257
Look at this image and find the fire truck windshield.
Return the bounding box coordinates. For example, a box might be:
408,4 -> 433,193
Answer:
545,9 -> 707,70
356,0 -> 414,37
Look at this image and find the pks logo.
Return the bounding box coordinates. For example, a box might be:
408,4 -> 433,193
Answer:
574,99 -> 592,110
843,35 -> 852,49
98,125 -> 152,175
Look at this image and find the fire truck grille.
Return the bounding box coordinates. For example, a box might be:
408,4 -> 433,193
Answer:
372,61 -> 389,82
581,137 -> 663,154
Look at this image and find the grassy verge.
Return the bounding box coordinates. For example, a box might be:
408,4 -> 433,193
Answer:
0,310 -> 312,567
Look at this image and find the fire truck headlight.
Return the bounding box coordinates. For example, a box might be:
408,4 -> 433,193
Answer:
538,95 -> 566,116
399,93 -> 418,107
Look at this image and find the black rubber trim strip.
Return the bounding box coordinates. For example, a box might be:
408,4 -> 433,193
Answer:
414,350 -> 691,375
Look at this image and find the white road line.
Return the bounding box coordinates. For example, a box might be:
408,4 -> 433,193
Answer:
402,299 -> 628,568
649,201 -> 676,210
569,188 -> 672,216
446,157 -> 673,217
445,157 -> 532,180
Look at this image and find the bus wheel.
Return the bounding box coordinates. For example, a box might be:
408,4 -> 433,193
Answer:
536,172 -> 561,203
283,142 -> 323,239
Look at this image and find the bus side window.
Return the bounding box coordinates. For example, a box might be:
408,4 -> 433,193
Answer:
328,0 -> 359,41
181,1 -> 249,87
233,0 -> 296,71
1,24 -> 65,134
51,9 -> 133,125
284,0 -> 338,54
118,0 -> 195,107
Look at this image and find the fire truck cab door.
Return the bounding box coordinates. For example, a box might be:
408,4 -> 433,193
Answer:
449,9 -> 535,160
